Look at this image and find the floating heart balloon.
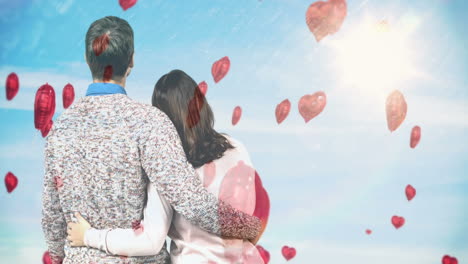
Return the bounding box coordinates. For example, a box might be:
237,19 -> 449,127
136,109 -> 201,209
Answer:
405,184 -> 416,201
442,255 -> 458,264
131,220 -> 144,236
212,56 -> 230,83
34,83 -> 56,130
242,242 -> 265,264
253,171 -> 270,238
42,251 -> 52,264
385,90 -> 407,132
5,72 -> 19,101
275,99 -> 291,124
232,106 -> 242,126
256,245 -> 271,264
298,91 -> 327,123
305,0 -> 347,42
198,81 -> 208,95
103,65 -> 113,82
281,246 -> 296,261
219,161 -> 256,214
119,0 -> 138,10
5,172 -> 18,193
54,175 -> 64,190
410,126 -> 421,148
41,120 -> 53,138
92,33 -> 110,57
391,215 -> 405,229
203,162 -> 216,188
187,87 -> 205,128
62,83 -> 75,109
365,229 -> 372,235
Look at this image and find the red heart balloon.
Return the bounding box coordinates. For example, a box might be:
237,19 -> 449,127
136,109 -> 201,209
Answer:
62,83 -> 75,109
198,81 -> 208,95
5,172 -> 18,193
5,72 -> 19,101
186,87 -> 205,128
442,255 -> 458,264
256,245 -> 270,264
365,229 -> 372,235
34,83 -> 56,130
405,184 -> 416,201
385,90 -> 407,132
92,33 -> 110,57
298,91 -> 327,123
103,65 -> 113,82
305,0 -> 347,42
232,106 -> 242,126
212,56 -> 230,83
410,126 -> 421,148
42,251 -> 52,264
203,162 -> 216,188
282,246 -> 296,261
41,120 -> 53,138
131,220 -> 144,236
275,99 -> 291,124
253,171 -> 270,238
119,0 -> 138,11
391,215 -> 405,229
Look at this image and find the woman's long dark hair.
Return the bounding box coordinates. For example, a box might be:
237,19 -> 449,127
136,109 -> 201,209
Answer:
152,69 -> 234,168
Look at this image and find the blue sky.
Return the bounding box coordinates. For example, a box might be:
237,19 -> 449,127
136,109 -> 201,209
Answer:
1,0 -> 467,263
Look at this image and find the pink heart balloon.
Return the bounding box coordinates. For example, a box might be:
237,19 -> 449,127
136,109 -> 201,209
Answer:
405,184 -> 416,201
119,0 -> 138,11
62,83 -> 75,109
232,106 -> 242,126
365,229 -> 372,235
275,99 -> 291,124
5,172 -> 18,193
253,171 -> 270,238
198,81 -> 208,95
391,215 -> 405,229
42,251 -> 52,264
5,72 -> 19,101
385,90 -> 407,132
410,126 -> 421,148
212,56 -> 230,83
281,246 -> 296,261
305,0 -> 347,42
203,162 -> 216,188
298,91 -> 327,123
34,83 -> 56,130
256,245 -> 270,264
442,255 -> 458,264
219,161 -> 256,214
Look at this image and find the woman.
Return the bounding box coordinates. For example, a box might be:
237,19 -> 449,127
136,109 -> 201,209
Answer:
67,70 -> 265,263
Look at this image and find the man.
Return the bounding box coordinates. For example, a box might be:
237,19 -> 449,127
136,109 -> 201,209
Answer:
41,16 -> 261,264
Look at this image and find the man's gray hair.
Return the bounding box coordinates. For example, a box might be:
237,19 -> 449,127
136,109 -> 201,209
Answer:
85,16 -> 134,81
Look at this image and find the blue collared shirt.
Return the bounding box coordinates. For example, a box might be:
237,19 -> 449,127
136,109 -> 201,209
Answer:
86,82 -> 127,96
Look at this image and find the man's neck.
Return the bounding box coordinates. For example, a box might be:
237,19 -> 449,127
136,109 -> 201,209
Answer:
93,79 -> 126,88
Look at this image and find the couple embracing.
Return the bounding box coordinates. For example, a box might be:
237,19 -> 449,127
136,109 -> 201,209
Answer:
41,16 -> 267,264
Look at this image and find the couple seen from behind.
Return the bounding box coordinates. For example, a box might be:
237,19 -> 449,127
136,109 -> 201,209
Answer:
41,16 -> 267,264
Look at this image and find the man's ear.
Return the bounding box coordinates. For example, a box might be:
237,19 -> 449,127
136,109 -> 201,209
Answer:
129,53 -> 134,68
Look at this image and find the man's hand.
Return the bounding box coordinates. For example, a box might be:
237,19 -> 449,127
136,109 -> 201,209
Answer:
67,212 -> 91,247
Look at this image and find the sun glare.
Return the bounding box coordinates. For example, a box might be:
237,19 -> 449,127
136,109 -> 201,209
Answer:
331,16 -> 418,94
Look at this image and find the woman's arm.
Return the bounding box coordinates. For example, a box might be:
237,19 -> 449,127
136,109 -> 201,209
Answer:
67,183 -> 173,256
